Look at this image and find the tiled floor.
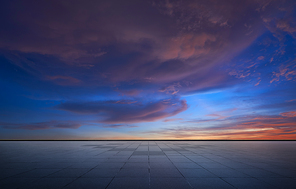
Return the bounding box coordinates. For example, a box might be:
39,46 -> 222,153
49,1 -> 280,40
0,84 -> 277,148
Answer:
0,141 -> 296,189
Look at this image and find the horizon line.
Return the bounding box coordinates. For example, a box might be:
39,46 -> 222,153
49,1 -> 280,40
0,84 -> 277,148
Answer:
1,140 -> 296,141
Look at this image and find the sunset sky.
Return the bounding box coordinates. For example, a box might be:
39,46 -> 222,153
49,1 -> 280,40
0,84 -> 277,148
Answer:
0,0 -> 296,140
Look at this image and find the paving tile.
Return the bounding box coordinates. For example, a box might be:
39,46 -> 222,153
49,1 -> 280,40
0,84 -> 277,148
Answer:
130,155 -> 149,159
179,168 -> 217,178
149,151 -> 165,155
189,158 -> 214,163
265,168 -> 296,177
0,163 -> 35,169
47,168 -> 90,178
207,168 -> 250,178
173,162 -> 202,169
39,162 -> 73,169
64,178 -> 112,189
1,141 -> 296,189
223,178 -> 278,189
107,178 -> 149,189
0,169 -> 32,179
105,158 -> 128,163
22,178 -> 76,189
236,168 -> 282,177
198,162 -> 228,168
122,148 -> 136,151
258,177 -> 296,189
69,162 -> 100,168
116,168 -> 149,178
150,162 -> 175,169
187,178 -> 235,189
127,158 -> 148,163
96,162 -> 124,169
133,151 -> 149,155
13,168 -> 61,178
150,178 -> 192,189
149,157 -> 170,162
245,162 -> 277,169
0,177 -> 38,189
82,168 -> 120,178
150,168 -> 183,178
169,158 -> 192,163
222,162 -> 254,169
122,162 -> 149,169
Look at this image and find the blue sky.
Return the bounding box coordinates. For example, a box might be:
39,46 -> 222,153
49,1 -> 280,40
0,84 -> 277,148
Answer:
0,0 -> 296,139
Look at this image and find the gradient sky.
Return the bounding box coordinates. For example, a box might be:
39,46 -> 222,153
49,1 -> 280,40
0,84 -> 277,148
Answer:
0,0 -> 296,140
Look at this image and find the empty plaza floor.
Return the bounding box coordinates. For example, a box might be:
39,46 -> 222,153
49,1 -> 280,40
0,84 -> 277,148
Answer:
0,141 -> 296,189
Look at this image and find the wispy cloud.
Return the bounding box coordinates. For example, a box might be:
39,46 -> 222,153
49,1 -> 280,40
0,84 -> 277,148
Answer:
103,124 -> 138,128
144,112 -> 296,139
45,75 -> 82,86
56,98 -> 188,124
163,118 -> 183,122
1,121 -> 82,130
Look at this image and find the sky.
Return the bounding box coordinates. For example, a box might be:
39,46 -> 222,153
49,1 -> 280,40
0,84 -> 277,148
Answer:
0,0 -> 296,140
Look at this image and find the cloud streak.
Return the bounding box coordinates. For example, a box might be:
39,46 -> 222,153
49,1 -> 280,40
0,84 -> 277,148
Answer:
56,98 -> 188,124
145,112 -> 296,140
1,121 -> 82,130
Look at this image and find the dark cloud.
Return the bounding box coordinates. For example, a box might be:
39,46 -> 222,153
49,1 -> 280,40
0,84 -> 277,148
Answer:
1,121 -> 82,130
56,98 -> 188,123
0,0 -> 272,96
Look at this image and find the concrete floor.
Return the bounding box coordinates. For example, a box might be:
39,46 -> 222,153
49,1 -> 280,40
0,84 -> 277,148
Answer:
0,141 -> 296,189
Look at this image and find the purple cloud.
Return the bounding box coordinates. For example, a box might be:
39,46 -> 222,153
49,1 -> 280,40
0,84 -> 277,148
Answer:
103,124 -> 138,128
1,121 -> 82,130
56,98 -> 188,123
0,0 -> 270,95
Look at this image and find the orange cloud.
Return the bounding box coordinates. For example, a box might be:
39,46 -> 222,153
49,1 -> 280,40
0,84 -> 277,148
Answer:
157,33 -> 216,60
270,66 -> 296,83
280,111 -> 296,117
144,113 -> 296,140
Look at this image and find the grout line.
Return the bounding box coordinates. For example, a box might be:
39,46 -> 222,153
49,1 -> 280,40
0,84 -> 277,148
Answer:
104,141 -> 138,189
161,142 -> 194,189
178,143 -> 238,189
148,141 -> 151,189
2,141 -> 295,189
